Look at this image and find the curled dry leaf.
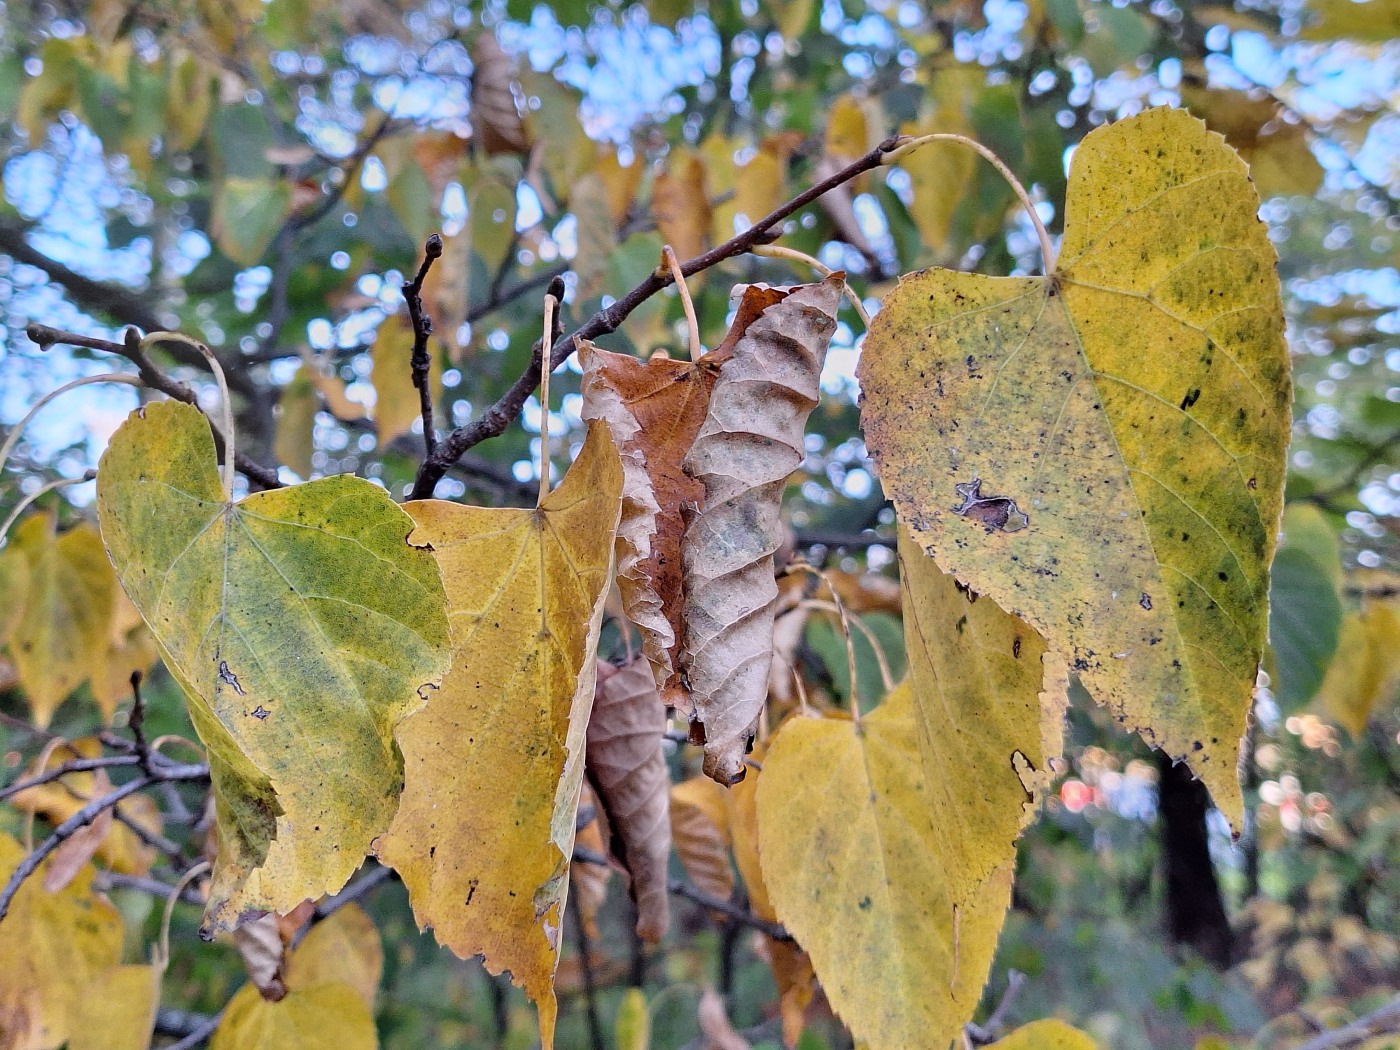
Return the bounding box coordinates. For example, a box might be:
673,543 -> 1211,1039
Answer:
471,32 -> 529,155
679,276 -> 844,784
231,900 -> 315,1003
697,987 -> 751,1050
586,657 -> 672,942
669,775 -> 734,904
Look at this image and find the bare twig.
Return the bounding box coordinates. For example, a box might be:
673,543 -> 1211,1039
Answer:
128,670 -> 155,776
404,234 -> 445,460
0,753 -> 146,802
408,137 -> 900,500
963,970 -> 1028,1046
158,1009 -> 223,1050
1289,995 -> 1400,1050
313,864 -> 396,922
24,324 -> 282,489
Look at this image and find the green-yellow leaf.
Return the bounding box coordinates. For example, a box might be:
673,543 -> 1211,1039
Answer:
987,1019 -> 1100,1048
1269,505 -> 1343,707
212,177 -> 292,266
275,365 -> 318,479
3,515 -> 116,728
210,983 -> 377,1050
614,988 -> 650,1050
374,422 -> 622,1050
96,400 -> 451,929
859,107 -> 1291,832
1317,604 -> 1400,739
0,831 -> 125,1050
898,528 -> 1067,907
756,689 -> 1015,1050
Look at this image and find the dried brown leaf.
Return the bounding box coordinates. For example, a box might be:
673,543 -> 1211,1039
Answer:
698,988 -> 751,1050
232,913 -> 291,1002
471,33 -> 529,154
586,657 -> 671,942
679,277 -> 844,784
669,775 -> 734,904
572,790 -> 612,941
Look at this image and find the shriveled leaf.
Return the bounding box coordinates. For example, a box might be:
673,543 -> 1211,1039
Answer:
4,515 -> 115,728
371,313 -> 443,447
898,528 -> 1067,905
212,177 -> 291,266
653,149 -> 711,263
471,33 -> 529,154
615,987 -> 650,1050
1318,604 -> 1400,739
697,988 -> 751,1050
0,832 -> 124,1050
1269,505 -> 1343,707
859,107 -> 1291,832
669,775 -> 734,904
728,740 -> 815,1047
9,738 -> 162,877
67,964 -> 161,1050
375,423 -> 622,1049
97,400 -> 451,929
586,658 -> 671,942
275,365 -> 318,479
756,688 -> 1016,1050
285,903 -> 382,1007
681,277 -> 844,784
233,912 -> 293,1002
986,1019 -> 1100,1048
210,982 -> 377,1050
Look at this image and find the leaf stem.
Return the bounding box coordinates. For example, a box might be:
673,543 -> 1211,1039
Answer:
662,244 -> 703,360
751,244 -> 873,328
0,471 -> 97,547
0,373 -> 143,481
800,598 -> 894,693
142,333 -> 236,498
883,133 -> 1056,274
537,292 -> 558,509
783,563 -> 863,722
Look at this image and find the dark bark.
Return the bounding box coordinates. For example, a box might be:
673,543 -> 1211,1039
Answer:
1155,750 -> 1234,968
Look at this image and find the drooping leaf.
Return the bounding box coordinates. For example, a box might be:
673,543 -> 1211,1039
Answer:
209,983 -> 377,1050
668,775 -> 735,904
1269,505 -> 1343,707
371,313 -> 443,448
756,688 -> 1016,1050
898,528 -> 1067,909
572,173 -> 618,300
471,32 -> 529,154
88,588 -> 159,723
728,739 -> 815,1048
614,987 -> 650,1050
859,107 -> 1291,832
585,658 -> 671,942
374,423 -> 622,1049
97,400 -> 451,929
572,786 -> 613,939
697,988 -> 751,1050
275,365 -> 318,479
1317,603 -> 1400,739
597,147 -> 643,226
986,1019 -> 1100,1048
0,832 -> 124,1050
67,964 -> 162,1050
681,277 -> 844,784
3,515 -> 115,728
284,904 -> 383,1007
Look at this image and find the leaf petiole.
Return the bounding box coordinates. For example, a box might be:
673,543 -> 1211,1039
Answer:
751,244 -> 873,328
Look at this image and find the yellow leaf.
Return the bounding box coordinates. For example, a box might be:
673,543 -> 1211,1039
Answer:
18,38 -> 81,143
825,94 -> 875,192
1318,604 -> 1400,738
371,314 -> 443,447
0,832 -> 124,1050
89,589 -> 159,724
9,738 -> 163,877
96,400 -> 451,929
572,173 -> 618,301
165,50 -> 212,153
859,107 -> 1291,833
0,543 -> 31,648
597,147 -> 643,227
67,964 -> 162,1050
728,740 -> 815,1047
755,687 -> 1015,1050
275,365 -> 318,479
987,1019 -> 1100,1048
374,422 -> 623,1050
653,149 -> 711,262
284,904 -> 382,1007
4,515 -> 116,728
301,356 -> 367,423
899,528 -> 1066,903
210,982 -> 378,1050
614,987 -> 650,1050
733,148 -> 785,229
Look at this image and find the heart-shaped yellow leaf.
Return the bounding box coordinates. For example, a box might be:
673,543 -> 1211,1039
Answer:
97,400 -> 451,929
374,422 -> 622,1050
859,107 -> 1290,830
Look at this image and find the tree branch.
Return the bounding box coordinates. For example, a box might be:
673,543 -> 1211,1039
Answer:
403,235 -> 444,460
1290,996 -> 1400,1050
408,137 -> 900,500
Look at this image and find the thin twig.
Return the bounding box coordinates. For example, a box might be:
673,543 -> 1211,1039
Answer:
1289,995 -> 1400,1050
158,1009 -> 223,1050
404,234 -> 444,460
129,670 -> 155,776
408,137 -> 900,500
963,970 -> 1028,1046
313,864 -> 396,922
668,880 -> 794,943
0,754 -> 146,803
0,471 -> 96,546
570,883 -> 607,1050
